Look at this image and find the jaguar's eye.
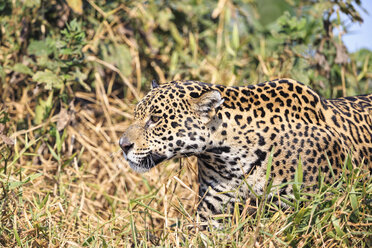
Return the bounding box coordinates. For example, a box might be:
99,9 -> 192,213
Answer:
150,115 -> 161,123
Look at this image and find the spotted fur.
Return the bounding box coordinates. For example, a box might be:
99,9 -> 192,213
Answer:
119,78 -> 372,221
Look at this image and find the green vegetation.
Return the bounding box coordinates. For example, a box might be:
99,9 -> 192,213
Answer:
0,0 -> 371,247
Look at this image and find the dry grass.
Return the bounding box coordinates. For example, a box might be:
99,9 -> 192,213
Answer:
1,85 -> 202,246
1,1 -> 371,247
1,80 -> 371,247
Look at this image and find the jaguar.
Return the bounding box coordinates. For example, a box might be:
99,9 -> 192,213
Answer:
119,78 -> 372,222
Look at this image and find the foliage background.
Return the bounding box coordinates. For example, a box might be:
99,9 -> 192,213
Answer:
0,0 -> 371,247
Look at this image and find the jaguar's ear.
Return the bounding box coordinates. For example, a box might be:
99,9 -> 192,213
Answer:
193,90 -> 224,124
151,80 -> 159,89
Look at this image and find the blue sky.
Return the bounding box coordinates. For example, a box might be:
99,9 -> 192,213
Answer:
342,0 -> 372,52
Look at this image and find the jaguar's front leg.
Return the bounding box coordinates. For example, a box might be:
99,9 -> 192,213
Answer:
196,187 -> 222,228
196,177 -> 238,228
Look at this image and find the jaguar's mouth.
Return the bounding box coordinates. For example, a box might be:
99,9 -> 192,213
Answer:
124,152 -> 167,173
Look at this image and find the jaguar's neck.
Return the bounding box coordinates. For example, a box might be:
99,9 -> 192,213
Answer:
196,83 -> 272,183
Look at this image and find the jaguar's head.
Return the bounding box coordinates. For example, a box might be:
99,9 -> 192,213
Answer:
119,80 -> 224,173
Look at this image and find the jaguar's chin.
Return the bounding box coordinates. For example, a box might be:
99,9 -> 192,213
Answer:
125,152 -> 167,173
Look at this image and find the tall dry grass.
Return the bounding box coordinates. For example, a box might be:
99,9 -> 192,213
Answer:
1,0 -> 371,247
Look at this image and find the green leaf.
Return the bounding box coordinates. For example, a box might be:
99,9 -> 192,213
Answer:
34,91 -> 53,124
225,7 -> 231,25
67,69 -> 90,91
8,181 -> 24,190
103,44 -> 132,77
38,192 -> 49,209
56,129 -> 62,155
28,39 -> 54,56
36,56 -> 63,71
293,156 -> 303,201
27,173 -> 43,182
101,237 -> 108,248
13,224 -> 22,247
189,32 -> 197,59
157,8 -> 173,31
232,23 -> 240,50
33,70 -> 63,90
265,146 -> 275,182
332,215 -> 345,238
169,51 -> 179,74
226,44 -> 236,57
326,155 -> 336,180
293,207 -> 308,225
13,63 -> 33,76
0,65 -> 5,82
349,186 -> 358,211
83,236 -> 96,247
24,0 -> 41,8
47,143 -> 60,161
130,199 -> 162,215
296,156 -> 303,184
257,0 -> 292,26
169,23 -> 185,46
8,173 -> 42,190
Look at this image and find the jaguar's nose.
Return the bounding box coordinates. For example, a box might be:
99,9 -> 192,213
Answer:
119,136 -> 134,156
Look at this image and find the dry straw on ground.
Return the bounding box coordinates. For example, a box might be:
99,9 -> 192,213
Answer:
2,76 -> 370,247
1,1 -> 371,247
1,78 -> 210,246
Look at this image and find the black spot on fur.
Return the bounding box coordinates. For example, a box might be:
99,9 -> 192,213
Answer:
205,146 -> 231,154
190,92 -> 199,98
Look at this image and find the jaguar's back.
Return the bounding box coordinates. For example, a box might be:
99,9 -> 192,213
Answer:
322,95 -> 372,167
